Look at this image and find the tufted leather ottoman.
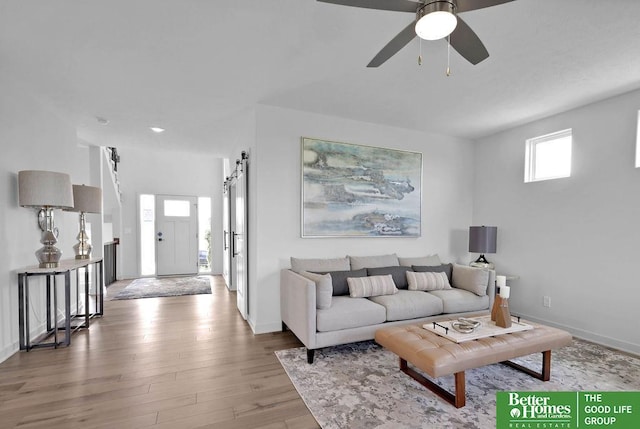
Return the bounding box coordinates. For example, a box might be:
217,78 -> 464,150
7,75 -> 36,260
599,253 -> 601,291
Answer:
375,321 -> 572,408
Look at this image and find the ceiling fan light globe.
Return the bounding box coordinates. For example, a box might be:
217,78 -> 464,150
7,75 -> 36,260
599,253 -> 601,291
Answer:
415,10 -> 457,40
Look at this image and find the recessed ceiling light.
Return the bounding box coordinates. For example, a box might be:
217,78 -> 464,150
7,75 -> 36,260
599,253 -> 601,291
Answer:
96,116 -> 109,125
150,126 -> 165,133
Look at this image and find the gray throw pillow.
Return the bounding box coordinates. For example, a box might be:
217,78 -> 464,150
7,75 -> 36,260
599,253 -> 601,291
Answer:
412,263 -> 453,282
367,266 -> 413,289
298,271 -> 332,309
451,264 -> 489,296
312,268 -> 367,296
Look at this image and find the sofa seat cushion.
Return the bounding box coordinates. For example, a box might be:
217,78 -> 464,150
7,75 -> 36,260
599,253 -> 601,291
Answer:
316,296 -> 386,332
368,290 -> 444,322
429,288 -> 490,313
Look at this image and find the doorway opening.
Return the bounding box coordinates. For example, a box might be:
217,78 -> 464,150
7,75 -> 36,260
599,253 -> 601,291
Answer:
139,194 -> 212,277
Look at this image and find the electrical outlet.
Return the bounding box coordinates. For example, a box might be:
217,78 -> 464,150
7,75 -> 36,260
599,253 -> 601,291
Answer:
543,296 -> 551,308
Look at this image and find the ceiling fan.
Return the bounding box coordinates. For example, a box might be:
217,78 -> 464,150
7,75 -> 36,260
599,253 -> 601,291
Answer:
317,0 -> 515,67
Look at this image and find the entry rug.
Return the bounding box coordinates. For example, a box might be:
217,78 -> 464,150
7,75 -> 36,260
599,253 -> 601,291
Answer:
112,276 -> 212,300
275,339 -> 640,429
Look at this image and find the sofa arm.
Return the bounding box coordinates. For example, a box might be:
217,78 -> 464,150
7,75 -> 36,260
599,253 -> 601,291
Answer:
280,269 -> 317,349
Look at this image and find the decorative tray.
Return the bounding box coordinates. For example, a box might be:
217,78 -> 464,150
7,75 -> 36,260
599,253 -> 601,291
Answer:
422,315 -> 533,343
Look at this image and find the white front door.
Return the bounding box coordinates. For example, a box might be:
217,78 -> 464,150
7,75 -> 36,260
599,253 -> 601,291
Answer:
156,195 -> 198,276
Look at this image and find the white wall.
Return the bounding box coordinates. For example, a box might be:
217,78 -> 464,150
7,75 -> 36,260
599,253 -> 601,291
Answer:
0,74 -> 92,362
249,105 -> 476,333
116,145 -> 224,278
473,89 -> 640,354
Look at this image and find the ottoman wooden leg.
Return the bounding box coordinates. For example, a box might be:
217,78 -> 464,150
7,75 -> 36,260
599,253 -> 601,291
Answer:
502,350 -> 552,381
400,358 -> 466,408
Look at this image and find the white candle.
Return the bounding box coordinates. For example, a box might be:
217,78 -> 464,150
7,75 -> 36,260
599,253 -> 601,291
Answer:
496,275 -> 506,288
499,285 -> 510,299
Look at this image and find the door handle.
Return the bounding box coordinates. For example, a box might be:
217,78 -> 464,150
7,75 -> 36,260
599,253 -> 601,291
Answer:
223,230 -> 229,250
232,231 -> 239,257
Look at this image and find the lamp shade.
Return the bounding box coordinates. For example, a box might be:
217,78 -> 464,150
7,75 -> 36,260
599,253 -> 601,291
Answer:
469,226 -> 497,254
66,184 -> 103,213
18,170 -> 74,209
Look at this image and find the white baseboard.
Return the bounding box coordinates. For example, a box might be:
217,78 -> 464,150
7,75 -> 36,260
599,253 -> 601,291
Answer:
520,313 -> 640,356
250,320 -> 283,335
0,342 -> 18,364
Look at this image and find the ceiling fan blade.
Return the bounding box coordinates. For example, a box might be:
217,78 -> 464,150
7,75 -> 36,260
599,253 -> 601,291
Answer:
448,17 -> 489,65
367,21 -> 417,67
317,0 -> 419,13
456,0 -> 516,13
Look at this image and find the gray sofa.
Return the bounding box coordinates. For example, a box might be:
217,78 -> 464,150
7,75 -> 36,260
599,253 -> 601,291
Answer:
280,254 -> 496,363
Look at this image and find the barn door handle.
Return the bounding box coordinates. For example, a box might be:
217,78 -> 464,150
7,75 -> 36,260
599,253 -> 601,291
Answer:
232,231 -> 242,257
231,231 -> 236,257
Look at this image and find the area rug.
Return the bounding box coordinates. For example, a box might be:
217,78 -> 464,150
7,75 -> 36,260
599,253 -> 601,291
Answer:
112,276 -> 212,300
275,339 -> 640,429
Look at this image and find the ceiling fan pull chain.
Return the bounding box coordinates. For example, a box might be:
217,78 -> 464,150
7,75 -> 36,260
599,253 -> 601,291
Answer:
446,35 -> 451,76
418,37 -> 423,66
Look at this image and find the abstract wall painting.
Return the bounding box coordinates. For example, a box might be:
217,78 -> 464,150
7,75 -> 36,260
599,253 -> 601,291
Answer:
301,137 -> 422,238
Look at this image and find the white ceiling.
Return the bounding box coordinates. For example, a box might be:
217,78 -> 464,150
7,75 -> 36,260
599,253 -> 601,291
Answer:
2,0 -> 640,155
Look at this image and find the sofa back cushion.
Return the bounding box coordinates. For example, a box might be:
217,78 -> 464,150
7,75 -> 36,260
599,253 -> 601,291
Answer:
349,254 -> 399,270
290,256 -> 350,273
412,263 -> 453,282
298,271 -> 332,309
399,254 -> 441,267
407,271 -> 452,291
366,266 -> 413,289
311,268 -> 367,296
347,275 -> 398,298
451,264 -> 489,296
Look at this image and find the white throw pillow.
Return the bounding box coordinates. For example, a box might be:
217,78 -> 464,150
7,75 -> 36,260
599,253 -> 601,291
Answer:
406,271 -> 451,291
299,271 -> 333,309
347,275 -> 398,298
451,264 -> 489,296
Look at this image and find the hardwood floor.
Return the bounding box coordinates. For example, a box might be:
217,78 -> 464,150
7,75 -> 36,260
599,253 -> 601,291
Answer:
0,276 -> 319,429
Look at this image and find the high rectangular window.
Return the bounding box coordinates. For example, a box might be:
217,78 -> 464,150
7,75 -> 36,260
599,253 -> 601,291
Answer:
525,129 -> 572,182
163,200 -> 190,217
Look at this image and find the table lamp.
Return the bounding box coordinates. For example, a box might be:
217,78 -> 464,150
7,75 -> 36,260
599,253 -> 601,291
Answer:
64,184 -> 103,259
469,225 -> 497,269
18,170 -> 74,268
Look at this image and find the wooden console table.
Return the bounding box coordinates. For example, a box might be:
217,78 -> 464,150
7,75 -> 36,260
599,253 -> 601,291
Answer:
17,258 -> 104,351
